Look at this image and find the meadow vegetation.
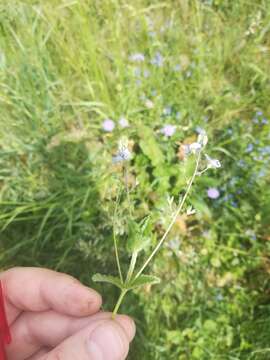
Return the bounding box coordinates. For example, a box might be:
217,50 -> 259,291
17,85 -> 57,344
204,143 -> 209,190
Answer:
0,1 -> 270,359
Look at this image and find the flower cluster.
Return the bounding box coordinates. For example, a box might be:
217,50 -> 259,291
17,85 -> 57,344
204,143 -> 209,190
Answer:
112,138 -> 132,164
102,118 -> 130,132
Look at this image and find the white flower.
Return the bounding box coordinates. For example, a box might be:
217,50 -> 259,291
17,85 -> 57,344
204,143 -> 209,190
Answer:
189,142 -> 202,154
129,53 -> 145,62
197,131 -> 208,147
118,117 -> 129,128
205,154 -> 221,168
112,138 -> 132,163
145,99 -> 154,109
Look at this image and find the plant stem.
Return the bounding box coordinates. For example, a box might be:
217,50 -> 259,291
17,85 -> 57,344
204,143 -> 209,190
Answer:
126,251 -> 138,282
123,164 -> 132,217
113,187 -> 123,283
134,152 -> 202,280
113,231 -> 123,283
112,289 -> 128,318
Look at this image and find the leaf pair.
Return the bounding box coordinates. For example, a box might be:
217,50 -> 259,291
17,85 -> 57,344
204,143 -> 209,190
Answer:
92,273 -> 160,291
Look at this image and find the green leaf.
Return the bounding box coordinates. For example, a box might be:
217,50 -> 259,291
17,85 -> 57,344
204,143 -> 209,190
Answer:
128,275 -> 160,290
126,217 -> 153,253
138,125 -> 164,166
92,274 -> 123,289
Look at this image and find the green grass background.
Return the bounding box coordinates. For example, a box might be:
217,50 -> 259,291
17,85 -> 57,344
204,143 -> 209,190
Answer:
0,0 -> 270,359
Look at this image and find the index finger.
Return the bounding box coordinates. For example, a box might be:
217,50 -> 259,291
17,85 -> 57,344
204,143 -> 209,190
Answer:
1,267 -> 102,323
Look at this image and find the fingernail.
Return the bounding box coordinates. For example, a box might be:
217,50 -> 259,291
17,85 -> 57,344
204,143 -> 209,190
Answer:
87,321 -> 128,360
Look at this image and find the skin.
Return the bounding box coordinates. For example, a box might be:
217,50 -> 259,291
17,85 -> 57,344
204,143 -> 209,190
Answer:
0,267 -> 136,360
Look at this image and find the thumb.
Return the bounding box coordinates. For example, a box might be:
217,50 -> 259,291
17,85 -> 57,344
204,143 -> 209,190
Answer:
42,315 -> 136,360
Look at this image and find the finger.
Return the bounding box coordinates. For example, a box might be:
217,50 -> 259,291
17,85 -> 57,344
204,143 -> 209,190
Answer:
40,316 -> 135,360
1,267 -> 102,323
26,348 -> 50,360
8,311 -> 111,360
8,311 -> 135,360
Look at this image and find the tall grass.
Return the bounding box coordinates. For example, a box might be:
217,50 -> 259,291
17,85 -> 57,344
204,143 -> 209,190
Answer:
0,1 -> 270,358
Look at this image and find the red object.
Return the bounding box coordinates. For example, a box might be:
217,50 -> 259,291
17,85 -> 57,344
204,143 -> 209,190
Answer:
0,280 -> 11,360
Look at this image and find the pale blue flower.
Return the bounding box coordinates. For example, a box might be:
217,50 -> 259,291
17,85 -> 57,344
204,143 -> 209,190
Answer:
246,143 -> 254,153
102,119 -> 115,132
189,142 -> 202,153
174,64 -> 181,72
160,124 -> 176,137
134,67 -> 141,77
118,117 -> 129,128
163,106 -> 172,116
176,111 -> 181,119
207,187 -> 220,199
112,139 -> 132,163
148,31 -> 156,38
144,69 -> 150,78
151,52 -> 164,67
216,293 -> 224,301
129,53 -> 145,62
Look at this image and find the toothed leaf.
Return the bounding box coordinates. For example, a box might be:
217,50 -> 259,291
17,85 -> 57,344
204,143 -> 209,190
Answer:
128,275 -> 160,290
92,274 -> 123,289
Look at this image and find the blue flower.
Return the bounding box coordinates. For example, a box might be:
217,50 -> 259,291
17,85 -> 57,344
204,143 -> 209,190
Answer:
237,159 -> 246,167
189,142 -> 202,153
151,52 -> 164,67
102,119 -> 115,132
148,31 -> 156,38
174,64 -> 181,72
118,117 -> 129,128
134,67 -> 141,77
176,111 -> 181,119
112,138 -> 132,163
216,293 -> 224,301
207,188 -> 220,199
246,143 -> 254,153
129,53 -> 145,62
163,106 -> 172,116
160,124 -> 176,137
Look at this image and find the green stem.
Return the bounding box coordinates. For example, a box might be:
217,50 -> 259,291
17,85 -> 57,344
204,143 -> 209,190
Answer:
112,289 -> 128,318
123,165 -> 132,217
134,152 -> 202,280
126,251 -> 138,282
113,187 -> 123,283
113,230 -> 123,283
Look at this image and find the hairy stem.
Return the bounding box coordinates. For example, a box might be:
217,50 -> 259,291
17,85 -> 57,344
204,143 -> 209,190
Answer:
113,187 -> 123,283
123,164 -> 132,217
134,152 -> 202,280
112,289 -> 128,318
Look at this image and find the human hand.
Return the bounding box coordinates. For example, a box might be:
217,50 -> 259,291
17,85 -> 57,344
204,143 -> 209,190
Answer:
0,267 -> 135,359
